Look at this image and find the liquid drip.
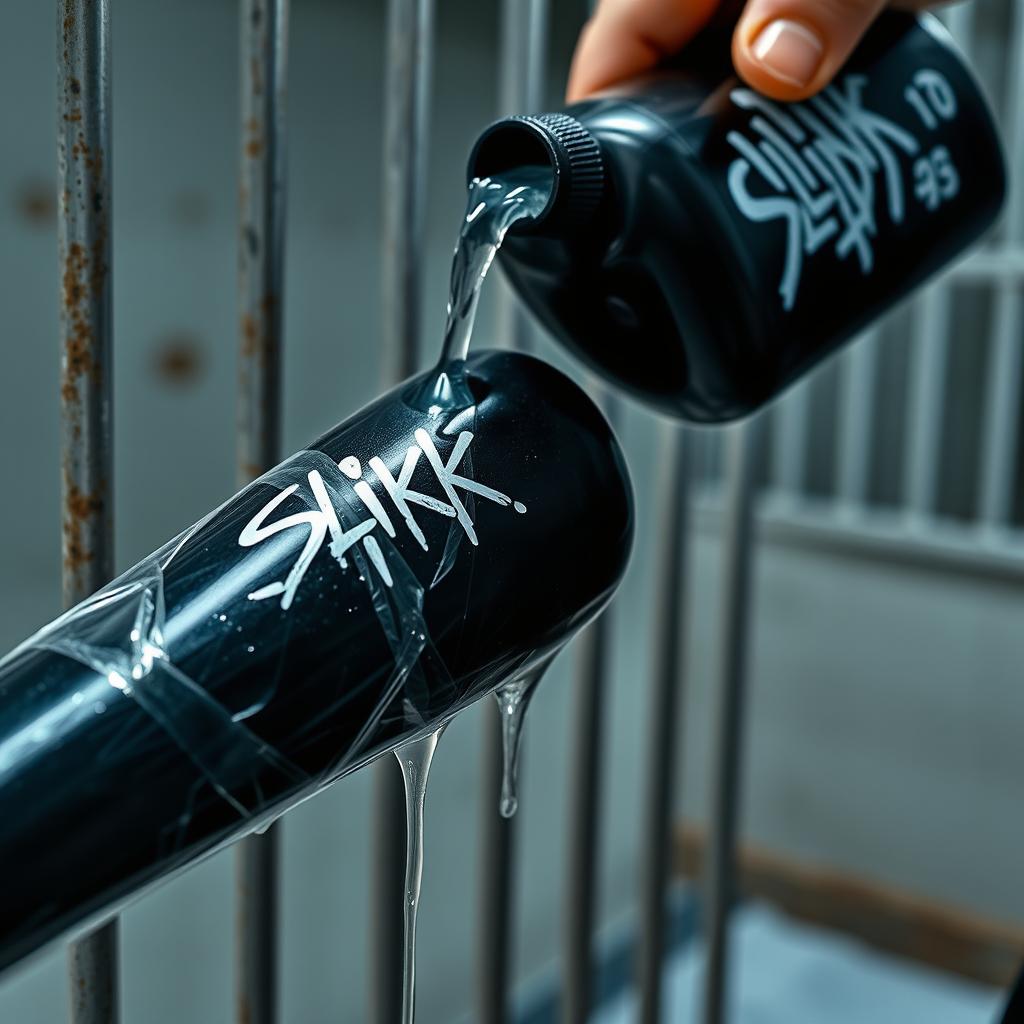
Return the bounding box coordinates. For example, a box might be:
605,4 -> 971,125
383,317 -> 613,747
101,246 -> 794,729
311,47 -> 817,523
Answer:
412,165 -> 554,415
494,653 -> 556,818
391,170 -> 556,1019
395,727 -> 443,1024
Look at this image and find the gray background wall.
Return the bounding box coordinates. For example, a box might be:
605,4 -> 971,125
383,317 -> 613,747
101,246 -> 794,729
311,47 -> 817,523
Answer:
0,1 -> 1021,1021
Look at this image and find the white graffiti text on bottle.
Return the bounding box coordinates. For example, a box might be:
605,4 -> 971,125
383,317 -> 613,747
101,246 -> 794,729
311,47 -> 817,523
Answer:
725,68 -> 959,310
239,428 -> 528,609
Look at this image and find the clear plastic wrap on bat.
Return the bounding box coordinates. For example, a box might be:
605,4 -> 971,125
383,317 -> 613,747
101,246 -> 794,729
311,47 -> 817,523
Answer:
0,350 -> 634,973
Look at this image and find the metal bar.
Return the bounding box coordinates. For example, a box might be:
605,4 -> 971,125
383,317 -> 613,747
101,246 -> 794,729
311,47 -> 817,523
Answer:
235,4 -> 289,1021
903,279 -> 952,520
498,0 -> 548,114
693,490 -> 1024,586
59,2 -> 117,1021
835,329 -> 880,512
942,0 -> 975,56
478,704 -> 517,1024
636,425 -> 691,1024
771,381 -> 808,500
563,613 -> 611,1024
952,247 -> 1024,282
701,416 -> 762,1024
380,0 -> 434,384
493,0 -> 549,354
977,0 -> 1024,532
978,294 -> 1024,530
900,3 -> 972,526
373,2 -> 435,1021
562,392 -> 618,1024
371,770 -> 407,1024
476,5 -> 550,1021
236,832 -> 279,1024
237,0 -> 289,481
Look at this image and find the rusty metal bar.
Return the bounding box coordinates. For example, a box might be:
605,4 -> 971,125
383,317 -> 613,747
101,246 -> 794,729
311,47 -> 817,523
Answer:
59,2 -> 117,1021
637,424 -> 691,1024
477,4 -> 550,1021
701,417 -> 762,1024
234,3 -> 290,1022
236,0 -> 289,481
373,1 -> 435,1021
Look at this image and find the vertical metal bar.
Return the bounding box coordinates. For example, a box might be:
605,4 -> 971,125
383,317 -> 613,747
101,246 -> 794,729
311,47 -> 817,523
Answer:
372,772 -> 407,1024
380,0 -> 434,385
478,705 -> 516,1024
476,5 -> 549,1022
898,0 -> 972,528
493,0 -> 549,355
770,382 -> 808,500
562,614 -> 611,1024
562,391 -> 618,1024
373,2 -> 434,1022
903,280 -> 952,520
237,0 -> 289,480
942,1 -> 975,53
977,0 -> 1024,533
498,0 -> 548,114
835,329 -> 880,513
978,294 -> 1024,530
236,832 -> 280,1024
59,3 -> 117,1022
234,4 -> 289,1022
636,425 -> 691,1024
701,416 -> 762,1024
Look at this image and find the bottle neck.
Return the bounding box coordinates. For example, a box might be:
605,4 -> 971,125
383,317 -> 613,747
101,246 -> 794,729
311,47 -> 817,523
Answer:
466,113 -> 606,237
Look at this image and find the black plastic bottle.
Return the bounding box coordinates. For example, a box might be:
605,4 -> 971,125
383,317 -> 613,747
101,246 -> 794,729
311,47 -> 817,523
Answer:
469,12 -> 1006,422
0,351 -> 633,973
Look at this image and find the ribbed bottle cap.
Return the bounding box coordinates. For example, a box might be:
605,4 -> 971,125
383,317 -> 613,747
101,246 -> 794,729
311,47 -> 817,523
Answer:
467,113 -> 605,234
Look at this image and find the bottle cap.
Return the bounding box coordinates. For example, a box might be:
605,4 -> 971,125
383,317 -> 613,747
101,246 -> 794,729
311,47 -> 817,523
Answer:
467,113 -> 605,234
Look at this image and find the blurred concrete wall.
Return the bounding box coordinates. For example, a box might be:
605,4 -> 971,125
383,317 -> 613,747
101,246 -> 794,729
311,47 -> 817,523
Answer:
0,1 -> 1021,1021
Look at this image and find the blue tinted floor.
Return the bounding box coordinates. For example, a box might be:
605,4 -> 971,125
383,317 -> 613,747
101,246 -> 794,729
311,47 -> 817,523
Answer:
593,903 -> 1004,1024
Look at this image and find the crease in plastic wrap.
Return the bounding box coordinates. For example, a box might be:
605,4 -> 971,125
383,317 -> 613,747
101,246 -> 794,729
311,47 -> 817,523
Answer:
0,350 -> 634,973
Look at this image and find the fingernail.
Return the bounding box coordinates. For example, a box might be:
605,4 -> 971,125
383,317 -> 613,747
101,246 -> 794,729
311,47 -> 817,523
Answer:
749,19 -> 824,87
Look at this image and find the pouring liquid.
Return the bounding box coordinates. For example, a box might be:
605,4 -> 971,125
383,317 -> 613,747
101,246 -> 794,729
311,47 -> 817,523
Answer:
396,164 -> 553,1023
412,166 -> 553,415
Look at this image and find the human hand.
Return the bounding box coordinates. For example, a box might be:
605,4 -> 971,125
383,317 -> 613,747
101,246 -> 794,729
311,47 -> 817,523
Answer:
567,0 -> 941,103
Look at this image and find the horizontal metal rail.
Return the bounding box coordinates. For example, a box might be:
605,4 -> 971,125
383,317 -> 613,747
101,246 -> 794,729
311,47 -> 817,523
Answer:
696,491 -> 1024,584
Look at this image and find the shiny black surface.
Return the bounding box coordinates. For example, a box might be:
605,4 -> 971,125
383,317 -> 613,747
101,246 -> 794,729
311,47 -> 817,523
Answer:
487,13 -> 1006,421
0,350 -> 633,973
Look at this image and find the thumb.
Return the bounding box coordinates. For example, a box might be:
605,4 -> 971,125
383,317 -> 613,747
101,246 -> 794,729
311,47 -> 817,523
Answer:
732,0 -> 888,101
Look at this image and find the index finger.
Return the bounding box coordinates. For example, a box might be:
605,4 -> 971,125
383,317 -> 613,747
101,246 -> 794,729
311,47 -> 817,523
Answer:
567,0 -> 720,102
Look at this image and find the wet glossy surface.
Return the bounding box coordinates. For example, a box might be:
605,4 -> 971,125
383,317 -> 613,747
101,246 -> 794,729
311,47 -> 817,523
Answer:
486,13 -> 1006,421
0,350 -> 633,973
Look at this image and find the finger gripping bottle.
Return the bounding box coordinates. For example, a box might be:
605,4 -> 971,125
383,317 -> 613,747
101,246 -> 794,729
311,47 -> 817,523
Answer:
469,12 -> 1006,421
